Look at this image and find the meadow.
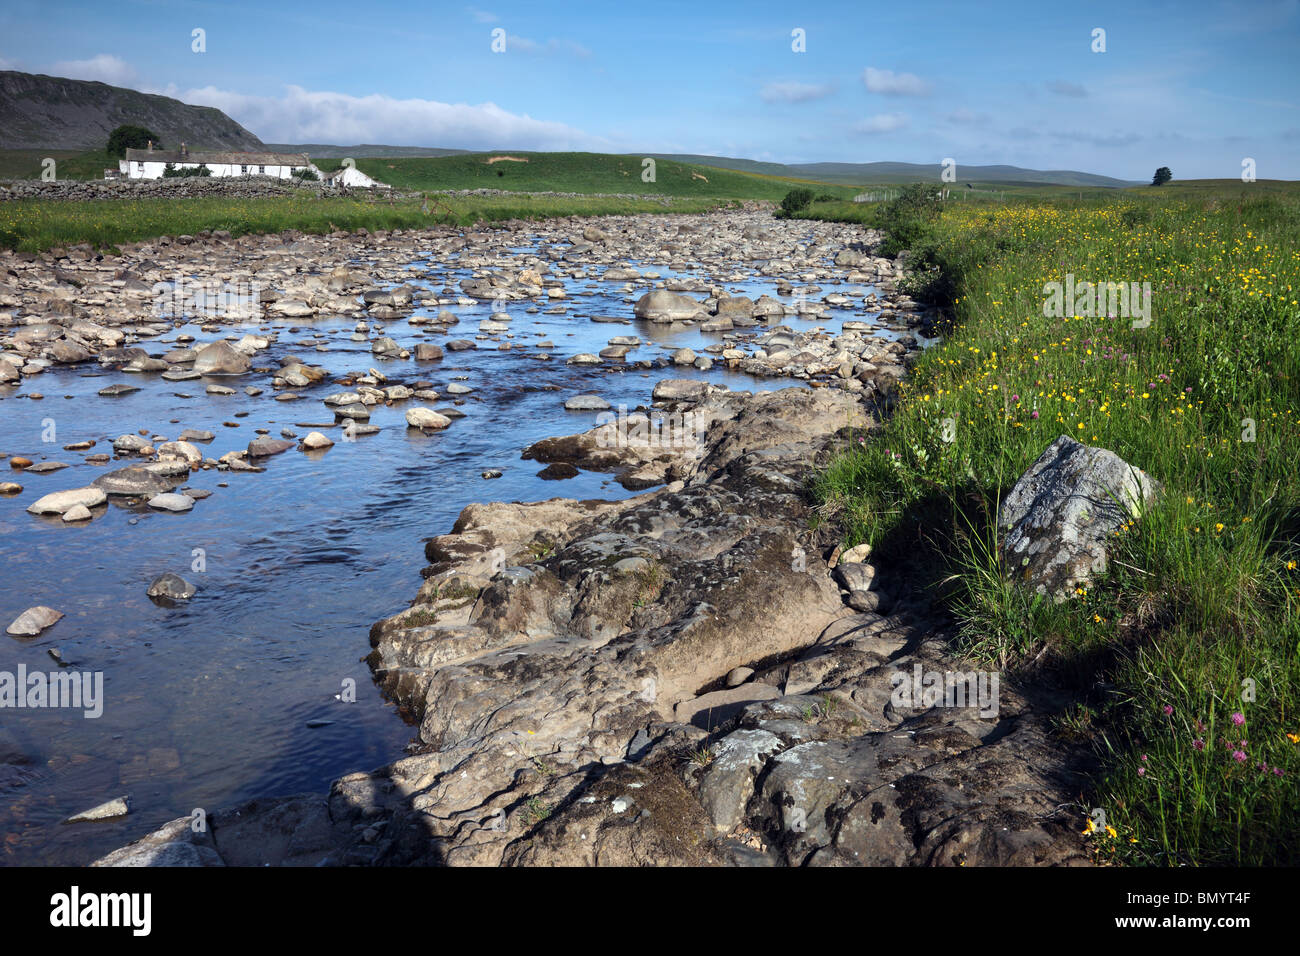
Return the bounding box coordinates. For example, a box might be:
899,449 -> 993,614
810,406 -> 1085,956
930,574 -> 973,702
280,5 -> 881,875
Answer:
0,191 -> 729,252
813,181 -> 1300,865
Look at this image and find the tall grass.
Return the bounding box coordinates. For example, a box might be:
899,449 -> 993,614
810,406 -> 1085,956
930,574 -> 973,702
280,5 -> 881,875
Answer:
814,189 -> 1300,864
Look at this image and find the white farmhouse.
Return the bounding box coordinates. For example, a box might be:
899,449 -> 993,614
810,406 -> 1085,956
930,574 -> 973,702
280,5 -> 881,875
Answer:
120,142 -> 312,180
315,163 -> 392,189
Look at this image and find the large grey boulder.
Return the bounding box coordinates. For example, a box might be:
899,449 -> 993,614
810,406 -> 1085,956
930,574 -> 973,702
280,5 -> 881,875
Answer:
999,435 -> 1160,599
94,466 -> 175,497
632,290 -> 707,323
192,341 -> 251,375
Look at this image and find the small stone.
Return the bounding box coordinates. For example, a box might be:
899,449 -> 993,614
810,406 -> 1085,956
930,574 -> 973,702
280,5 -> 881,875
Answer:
61,504 -> 93,523
725,666 -> 755,688
300,431 -> 334,450
147,572 -> 196,601
147,493 -> 194,512
564,394 -> 611,411
7,606 -> 63,637
405,408 -> 451,429
65,796 -> 129,823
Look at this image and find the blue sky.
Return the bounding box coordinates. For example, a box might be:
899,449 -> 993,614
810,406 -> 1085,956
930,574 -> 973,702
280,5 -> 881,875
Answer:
2,0 -> 1297,179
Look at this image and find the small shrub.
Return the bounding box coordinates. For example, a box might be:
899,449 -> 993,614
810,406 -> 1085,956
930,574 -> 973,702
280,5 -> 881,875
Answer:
780,188 -> 814,215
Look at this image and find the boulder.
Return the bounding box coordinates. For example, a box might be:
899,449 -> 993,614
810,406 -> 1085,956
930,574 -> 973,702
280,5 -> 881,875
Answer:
26,486 -> 106,515
632,290 -> 706,322
192,341 -> 251,375
93,467 -> 174,497
6,606 -> 63,637
999,435 -> 1160,599
406,408 -> 451,429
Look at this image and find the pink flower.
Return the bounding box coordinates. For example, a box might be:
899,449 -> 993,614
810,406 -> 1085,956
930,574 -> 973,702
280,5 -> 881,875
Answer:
1162,705 -> 1173,716
1231,712 -> 1245,726
1137,767 -> 1146,776
1140,754 -> 1148,762
1232,750 -> 1247,762
1031,410 -> 1039,419
1193,738 -> 1205,751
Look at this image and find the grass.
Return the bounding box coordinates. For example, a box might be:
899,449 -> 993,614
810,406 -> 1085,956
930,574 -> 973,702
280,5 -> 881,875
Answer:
0,148 -> 120,181
0,191 -> 733,253
354,151 -> 863,201
812,180 -> 1300,865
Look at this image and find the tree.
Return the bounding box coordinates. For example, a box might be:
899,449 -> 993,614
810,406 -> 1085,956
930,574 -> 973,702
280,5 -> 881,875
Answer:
106,125 -> 160,158
1151,167 -> 1172,186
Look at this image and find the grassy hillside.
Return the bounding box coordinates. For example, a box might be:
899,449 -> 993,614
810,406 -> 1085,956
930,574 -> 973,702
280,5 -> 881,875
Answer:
354,151 -> 861,199
812,179 -> 1300,864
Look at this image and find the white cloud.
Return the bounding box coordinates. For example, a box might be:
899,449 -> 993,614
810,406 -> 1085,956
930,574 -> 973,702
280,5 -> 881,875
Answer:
166,83 -> 605,151
862,67 -> 931,97
467,6 -> 498,22
51,54 -> 137,86
854,112 -> 909,133
945,108 -> 988,125
760,80 -> 834,103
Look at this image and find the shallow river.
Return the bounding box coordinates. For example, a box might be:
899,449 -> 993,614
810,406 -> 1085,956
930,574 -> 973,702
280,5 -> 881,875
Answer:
0,227 -> 890,864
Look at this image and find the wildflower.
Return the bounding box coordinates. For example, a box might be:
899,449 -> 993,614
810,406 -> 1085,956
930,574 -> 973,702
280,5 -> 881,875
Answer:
1082,818 -> 1097,835
1031,410 -> 1039,419
1231,712 -> 1245,726
1162,705 -> 1173,716
1287,733 -> 1300,744
1193,738 -> 1205,751
1232,750 -> 1247,762
1137,766 -> 1146,776
1105,825 -> 1117,839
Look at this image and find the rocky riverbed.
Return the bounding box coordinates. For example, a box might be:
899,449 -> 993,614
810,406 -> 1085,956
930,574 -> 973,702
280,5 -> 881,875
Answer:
94,383 -> 1093,867
3,206 -> 1091,866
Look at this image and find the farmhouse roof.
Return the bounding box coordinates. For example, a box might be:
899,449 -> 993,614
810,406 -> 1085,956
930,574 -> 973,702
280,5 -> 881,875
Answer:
123,149 -> 310,166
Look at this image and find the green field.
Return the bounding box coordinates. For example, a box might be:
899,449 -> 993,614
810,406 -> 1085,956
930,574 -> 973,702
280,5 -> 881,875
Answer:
0,192 -> 729,252
812,180 -> 1300,865
0,148 -> 118,181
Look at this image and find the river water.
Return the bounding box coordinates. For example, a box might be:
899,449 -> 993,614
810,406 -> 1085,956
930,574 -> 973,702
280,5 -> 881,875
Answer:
0,226 -> 893,865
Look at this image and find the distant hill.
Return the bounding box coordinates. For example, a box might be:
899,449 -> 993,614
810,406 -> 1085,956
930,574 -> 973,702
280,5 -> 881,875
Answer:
649,154 -> 1139,188
277,143 -> 1137,188
0,71 -> 264,151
